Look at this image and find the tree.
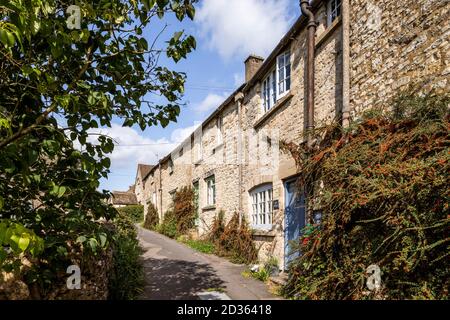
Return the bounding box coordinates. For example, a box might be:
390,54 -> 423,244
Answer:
0,0 -> 197,293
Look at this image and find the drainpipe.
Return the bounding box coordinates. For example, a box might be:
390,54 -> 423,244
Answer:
300,0 -> 317,146
235,92 -> 244,226
341,0 -> 351,127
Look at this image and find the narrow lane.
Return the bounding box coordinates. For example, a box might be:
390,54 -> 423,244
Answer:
137,226 -> 280,300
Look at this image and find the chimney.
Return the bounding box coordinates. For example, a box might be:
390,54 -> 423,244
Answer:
244,54 -> 264,82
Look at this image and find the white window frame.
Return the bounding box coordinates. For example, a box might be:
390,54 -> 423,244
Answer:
277,51 -> 291,98
205,175 -> 216,206
327,0 -> 341,26
250,184 -> 273,230
261,50 -> 291,113
261,69 -> 276,113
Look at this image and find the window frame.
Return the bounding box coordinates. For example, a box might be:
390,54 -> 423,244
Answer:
205,175 -> 216,206
260,50 -> 291,114
277,50 -> 291,99
327,0 -> 342,26
250,184 -> 273,230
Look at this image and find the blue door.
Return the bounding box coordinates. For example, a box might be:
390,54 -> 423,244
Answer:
284,179 -> 306,269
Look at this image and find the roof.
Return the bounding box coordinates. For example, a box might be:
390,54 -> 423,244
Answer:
110,191 -> 138,205
137,164 -> 154,181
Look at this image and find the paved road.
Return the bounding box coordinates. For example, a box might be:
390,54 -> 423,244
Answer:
137,226 -> 280,300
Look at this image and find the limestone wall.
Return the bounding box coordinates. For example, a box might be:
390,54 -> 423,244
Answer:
349,0 -> 449,115
240,1 -> 342,269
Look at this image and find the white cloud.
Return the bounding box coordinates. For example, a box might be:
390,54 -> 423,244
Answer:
170,123 -> 201,143
193,93 -> 228,113
196,0 -> 294,60
86,124 -> 175,171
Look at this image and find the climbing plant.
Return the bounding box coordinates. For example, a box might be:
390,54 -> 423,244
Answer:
282,92 -> 450,299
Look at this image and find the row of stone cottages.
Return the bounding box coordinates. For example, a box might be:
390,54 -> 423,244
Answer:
110,0 -> 449,270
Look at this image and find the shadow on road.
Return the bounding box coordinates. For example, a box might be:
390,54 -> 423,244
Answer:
140,257 -> 226,300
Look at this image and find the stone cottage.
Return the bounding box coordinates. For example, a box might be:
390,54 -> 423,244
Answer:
136,0 -> 449,269
108,185 -> 138,208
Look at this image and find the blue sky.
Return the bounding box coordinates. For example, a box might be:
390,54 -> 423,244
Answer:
99,0 -> 300,192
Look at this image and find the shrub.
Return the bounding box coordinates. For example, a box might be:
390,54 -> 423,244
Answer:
172,186 -> 196,234
209,212 -> 258,264
116,205 -> 144,223
143,203 -> 159,230
282,93 -> 450,300
158,210 -> 178,239
208,210 -> 226,243
153,187 -> 196,238
108,213 -> 144,300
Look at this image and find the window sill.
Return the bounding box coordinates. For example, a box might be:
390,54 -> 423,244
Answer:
194,159 -> 203,166
212,143 -> 223,154
254,93 -> 293,129
202,205 -> 216,211
316,16 -> 342,49
252,228 -> 276,237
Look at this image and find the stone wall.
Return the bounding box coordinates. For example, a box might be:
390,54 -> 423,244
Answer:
240,1 -> 342,269
192,101 -> 241,236
349,0 -> 449,115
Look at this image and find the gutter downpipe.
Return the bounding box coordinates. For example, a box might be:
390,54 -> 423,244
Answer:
235,92 -> 245,226
342,0 -> 351,127
300,0 -> 317,146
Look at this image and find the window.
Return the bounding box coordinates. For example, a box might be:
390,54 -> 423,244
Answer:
205,175 -> 216,206
262,69 -> 276,112
277,51 -> 291,97
327,0 -> 341,25
168,159 -> 173,174
250,184 -> 273,229
261,50 -> 291,113
216,116 -> 223,145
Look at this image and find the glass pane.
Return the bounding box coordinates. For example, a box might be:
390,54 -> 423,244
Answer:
271,71 -> 276,106
278,55 -> 284,68
279,82 -> 284,94
279,67 -> 284,82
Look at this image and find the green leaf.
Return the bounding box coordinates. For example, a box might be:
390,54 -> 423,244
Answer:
57,186 -> 67,198
0,196 -> 3,211
99,233 -> 107,247
18,237 -> 30,252
186,4 -> 195,20
76,235 -> 87,243
173,31 -> 183,42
